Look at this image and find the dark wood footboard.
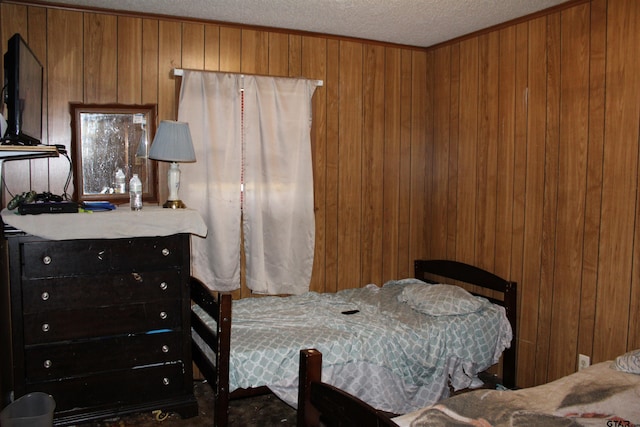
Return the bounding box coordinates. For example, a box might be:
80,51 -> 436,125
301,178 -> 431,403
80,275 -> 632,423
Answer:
297,349 -> 398,427
190,277 -> 232,427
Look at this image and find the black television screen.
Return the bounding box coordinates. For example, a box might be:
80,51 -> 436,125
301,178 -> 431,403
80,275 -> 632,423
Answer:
2,33 -> 43,146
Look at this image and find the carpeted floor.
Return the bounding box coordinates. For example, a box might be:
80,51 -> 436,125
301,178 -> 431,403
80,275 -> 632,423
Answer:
79,381 -> 297,427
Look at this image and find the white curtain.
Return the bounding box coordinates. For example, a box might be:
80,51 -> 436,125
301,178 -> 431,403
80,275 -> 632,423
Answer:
179,72 -> 243,291
178,71 -> 317,295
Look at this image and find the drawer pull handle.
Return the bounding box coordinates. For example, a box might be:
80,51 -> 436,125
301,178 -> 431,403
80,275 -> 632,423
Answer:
162,345 -> 170,353
44,360 -> 52,369
132,272 -> 143,282
162,377 -> 170,386
42,323 -> 50,332
160,311 -> 168,320
160,282 -> 168,291
162,248 -> 170,257
97,250 -> 105,261
42,256 -> 52,265
41,292 -> 50,301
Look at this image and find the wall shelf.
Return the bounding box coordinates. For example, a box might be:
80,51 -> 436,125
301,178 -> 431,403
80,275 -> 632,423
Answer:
0,145 -> 59,161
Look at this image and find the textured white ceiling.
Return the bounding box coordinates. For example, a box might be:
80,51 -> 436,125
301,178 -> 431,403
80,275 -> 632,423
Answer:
35,0 -> 568,47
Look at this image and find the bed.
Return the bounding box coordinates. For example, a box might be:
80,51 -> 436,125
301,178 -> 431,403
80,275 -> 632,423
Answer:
298,348 -> 640,427
190,259 -> 518,427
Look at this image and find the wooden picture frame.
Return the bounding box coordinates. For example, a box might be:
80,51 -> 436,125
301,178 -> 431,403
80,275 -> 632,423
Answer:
70,103 -> 158,204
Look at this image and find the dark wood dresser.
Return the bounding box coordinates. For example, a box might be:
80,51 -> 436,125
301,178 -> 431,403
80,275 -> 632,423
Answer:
0,209 -> 207,426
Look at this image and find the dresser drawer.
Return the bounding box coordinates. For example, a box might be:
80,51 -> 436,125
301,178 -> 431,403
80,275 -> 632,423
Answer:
20,235 -> 187,278
22,269 -> 183,313
23,300 -> 182,344
25,331 -> 184,381
27,363 -> 188,412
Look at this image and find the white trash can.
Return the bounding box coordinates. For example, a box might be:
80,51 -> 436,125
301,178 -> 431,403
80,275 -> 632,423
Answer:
0,393 -> 55,427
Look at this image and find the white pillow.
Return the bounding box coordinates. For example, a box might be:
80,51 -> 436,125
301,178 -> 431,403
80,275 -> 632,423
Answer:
397,283 -> 484,316
613,349 -> 640,374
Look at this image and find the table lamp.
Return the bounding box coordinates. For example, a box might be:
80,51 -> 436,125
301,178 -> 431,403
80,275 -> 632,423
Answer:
149,120 -> 196,209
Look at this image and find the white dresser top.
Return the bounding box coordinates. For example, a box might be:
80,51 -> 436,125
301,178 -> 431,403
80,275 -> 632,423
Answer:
1,206 -> 207,240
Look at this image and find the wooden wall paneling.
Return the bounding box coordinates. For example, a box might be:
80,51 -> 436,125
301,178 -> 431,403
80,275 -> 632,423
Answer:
141,19 -> 159,105
423,50 -> 435,259
446,43 -> 459,260
181,23 -> 205,70
288,34 -> 302,77
155,20 -> 182,214
632,0 -> 640,350
490,26 -> 516,367
360,44 -> 385,286
510,21 -> 528,309
302,35 -> 327,293
430,47 -> 451,259
408,51 -> 428,272
505,21 -> 528,382
578,0 -> 605,365
203,24 -> 220,71
494,26 -> 515,282
624,0 -> 640,354
520,15 -> 547,389
46,8 -> 83,197
397,49 -> 413,278
548,3 -> 590,380
240,29 -> 268,74
594,0 -> 640,362
267,31 -> 288,76
117,17 -> 143,104
455,38 -> 478,266
382,47 -> 401,281
219,27 -> 241,72
83,13 -> 117,104
475,31 -> 499,274
536,11 -> 561,385
337,40 -> 363,289
323,38 -> 339,293
157,21 -> 181,121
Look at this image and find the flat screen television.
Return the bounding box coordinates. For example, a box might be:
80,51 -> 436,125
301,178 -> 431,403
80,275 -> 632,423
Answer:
2,33 -> 43,146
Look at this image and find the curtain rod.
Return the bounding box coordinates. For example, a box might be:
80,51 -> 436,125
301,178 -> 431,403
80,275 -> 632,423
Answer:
173,68 -> 323,87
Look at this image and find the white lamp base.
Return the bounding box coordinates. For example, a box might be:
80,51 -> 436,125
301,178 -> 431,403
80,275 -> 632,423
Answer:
164,162 -> 186,209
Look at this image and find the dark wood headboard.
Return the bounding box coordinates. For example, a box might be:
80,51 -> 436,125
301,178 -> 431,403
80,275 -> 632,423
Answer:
414,259 -> 518,389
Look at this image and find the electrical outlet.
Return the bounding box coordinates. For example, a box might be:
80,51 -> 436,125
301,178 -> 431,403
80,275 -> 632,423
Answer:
578,354 -> 590,371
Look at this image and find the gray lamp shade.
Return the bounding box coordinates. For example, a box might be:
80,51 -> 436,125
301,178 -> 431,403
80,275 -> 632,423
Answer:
149,120 -> 196,163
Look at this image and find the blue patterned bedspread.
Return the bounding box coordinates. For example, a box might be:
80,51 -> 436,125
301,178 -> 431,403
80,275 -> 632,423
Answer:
196,279 -> 512,397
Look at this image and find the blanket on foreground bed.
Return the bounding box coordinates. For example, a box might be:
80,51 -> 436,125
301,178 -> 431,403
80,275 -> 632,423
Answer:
404,355 -> 640,427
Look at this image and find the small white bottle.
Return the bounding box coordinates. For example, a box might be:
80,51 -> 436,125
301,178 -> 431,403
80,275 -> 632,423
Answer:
114,168 -> 126,194
129,174 -> 142,211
